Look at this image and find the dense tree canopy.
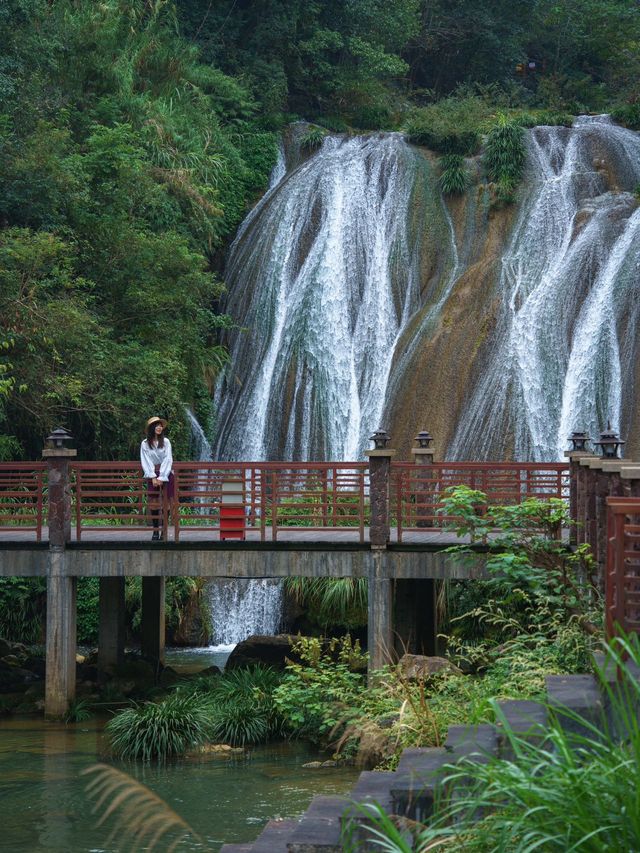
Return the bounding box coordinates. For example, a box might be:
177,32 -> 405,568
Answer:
0,0 -> 638,459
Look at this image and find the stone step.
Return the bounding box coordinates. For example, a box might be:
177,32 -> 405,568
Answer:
496,699 -> 548,760
250,819 -> 300,853
342,771 -> 398,851
594,652 -> 640,740
391,748 -> 451,822
286,795 -> 349,853
546,674 -> 603,740
445,724 -> 499,764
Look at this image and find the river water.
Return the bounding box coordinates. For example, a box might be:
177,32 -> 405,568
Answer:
0,714 -> 358,852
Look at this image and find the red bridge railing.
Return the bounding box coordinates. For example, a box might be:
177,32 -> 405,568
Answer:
0,459 -> 571,543
0,463 -> 47,541
391,462 -> 570,542
606,496 -> 640,640
72,462 -> 370,542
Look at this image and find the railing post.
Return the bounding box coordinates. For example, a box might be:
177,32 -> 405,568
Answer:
411,430 -> 435,529
365,432 -> 396,547
42,427 -> 77,719
366,431 -> 395,677
564,449 -> 596,546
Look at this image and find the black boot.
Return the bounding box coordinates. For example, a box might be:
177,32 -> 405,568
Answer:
152,530 -> 159,541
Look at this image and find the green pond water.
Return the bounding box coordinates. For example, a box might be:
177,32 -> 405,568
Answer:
0,649 -> 360,851
0,715 -> 359,852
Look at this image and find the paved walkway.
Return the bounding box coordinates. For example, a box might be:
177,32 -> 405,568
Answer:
0,526 -> 477,547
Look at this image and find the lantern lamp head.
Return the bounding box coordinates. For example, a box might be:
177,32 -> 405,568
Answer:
369,429 -> 390,450
415,430 -> 433,449
568,431 -> 590,452
593,422 -> 625,459
46,427 -> 74,450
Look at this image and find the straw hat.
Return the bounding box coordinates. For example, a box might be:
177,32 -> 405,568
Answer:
146,416 -> 167,430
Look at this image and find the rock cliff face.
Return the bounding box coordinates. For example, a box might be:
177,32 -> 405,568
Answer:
215,118 -> 640,462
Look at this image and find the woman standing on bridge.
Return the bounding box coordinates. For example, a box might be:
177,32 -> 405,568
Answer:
140,416 -> 174,540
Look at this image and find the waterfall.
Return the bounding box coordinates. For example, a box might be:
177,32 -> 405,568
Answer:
185,408 -> 212,461
214,132 -> 438,461
207,579 -> 284,645
214,116 -> 639,468
448,116 -> 640,461
185,409 -> 285,645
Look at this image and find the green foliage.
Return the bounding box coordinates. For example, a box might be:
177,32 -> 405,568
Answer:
76,578 -> 100,645
63,697 -> 93,723
0,0 -> 275,459
171,665 -> 284,747
439,486 -> 600,637
273,636 -> 368,744
0,576 -> 46,642
285,577 -> 368,629
612,102 -> 640,131
346,634 -> 640,852
483,115 -> 526,202
300,125 -> 329,150
404,96 -> 484,154
438,154 -> 470,195
106,692 -> 212,762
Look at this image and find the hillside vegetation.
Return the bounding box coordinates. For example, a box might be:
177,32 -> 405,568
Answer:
1,0 -> 638,458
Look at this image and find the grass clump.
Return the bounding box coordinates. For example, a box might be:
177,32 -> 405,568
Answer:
284,577 -> 368,630
300,125 -> 329,149
202,665 -> 284,746
438,154 -> 470,195
106,693 -> 212,762
483,114 -> 526,203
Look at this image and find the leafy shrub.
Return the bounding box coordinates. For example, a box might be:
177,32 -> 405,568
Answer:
273,636 -> 367,744
106,693 -> 212,762
404,96 -> 486,155
611,102 -> 640,130
0,577 -> 46,642
438,154 -> 470,195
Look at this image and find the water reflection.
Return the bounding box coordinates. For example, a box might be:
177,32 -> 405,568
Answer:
0,716 -> 358,852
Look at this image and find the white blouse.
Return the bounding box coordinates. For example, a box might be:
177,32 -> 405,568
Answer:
140,438 -> 173,481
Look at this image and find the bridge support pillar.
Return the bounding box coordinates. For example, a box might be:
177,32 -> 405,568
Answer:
141,577 -> 165,665
45,552 -> 77,719
394,579 -> 438,657
43,429 -> 77,719
368,551 -> 393,676
98,577 -> 126,671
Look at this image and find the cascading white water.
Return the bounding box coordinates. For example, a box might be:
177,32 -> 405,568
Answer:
185,407 -> 212,461
214,133 -> 431,461
207,579 -> 284,645
449,116 -> 640,461
186,409 -> 285,644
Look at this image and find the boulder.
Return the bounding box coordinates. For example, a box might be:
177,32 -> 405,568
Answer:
398,654 -> 462,680
23,655 -> 46,678
225,634 -> 297,670
0,661 -> 39,692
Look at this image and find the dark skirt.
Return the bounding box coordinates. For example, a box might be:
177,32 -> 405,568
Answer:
146,465 -> 175,500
